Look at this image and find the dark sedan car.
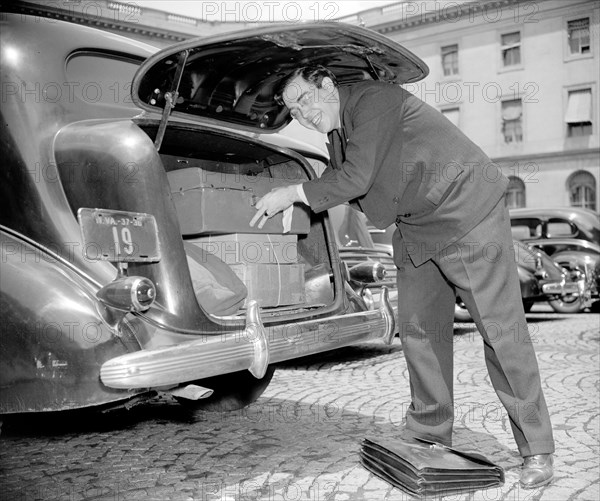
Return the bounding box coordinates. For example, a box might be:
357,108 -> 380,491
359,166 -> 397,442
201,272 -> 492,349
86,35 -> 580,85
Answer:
524,238 -> 600,312
510,207 -> 599,243
510,207 -> 600,312
453,241 -> 579,321
0,14 -> 433,414
366,222 -> 580,321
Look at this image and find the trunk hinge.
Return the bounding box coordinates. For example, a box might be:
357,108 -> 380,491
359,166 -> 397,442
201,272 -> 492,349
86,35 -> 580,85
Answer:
154,49 -> 189,151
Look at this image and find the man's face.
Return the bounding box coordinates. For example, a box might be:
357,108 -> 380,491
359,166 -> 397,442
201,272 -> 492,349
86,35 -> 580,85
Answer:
282,75 -> 340,134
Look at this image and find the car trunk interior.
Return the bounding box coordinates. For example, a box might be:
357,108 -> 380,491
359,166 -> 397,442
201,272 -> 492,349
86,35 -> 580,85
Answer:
138,122 -> 337,318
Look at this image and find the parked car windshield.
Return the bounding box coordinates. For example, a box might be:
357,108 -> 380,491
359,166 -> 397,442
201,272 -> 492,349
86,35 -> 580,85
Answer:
329,205 -> 375,248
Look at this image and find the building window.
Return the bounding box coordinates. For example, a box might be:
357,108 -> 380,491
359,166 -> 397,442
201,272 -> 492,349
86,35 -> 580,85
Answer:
506,176 -> 526,208
565,89 -> 593,137
441,108 -> 460,128
441,44 -> 459,76
568,18 -> 591,55
568,170 -> 597,211
501,99 -> 523,143
501,32 -> 521,66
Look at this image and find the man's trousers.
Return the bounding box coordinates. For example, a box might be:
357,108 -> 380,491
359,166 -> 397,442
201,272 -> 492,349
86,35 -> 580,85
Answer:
393,199 -> 555,457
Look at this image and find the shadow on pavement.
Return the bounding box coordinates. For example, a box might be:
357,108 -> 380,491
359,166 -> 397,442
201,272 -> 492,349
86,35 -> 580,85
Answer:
1,394 -> 519,501
0,393 -> 204,437
274,343 -> 403,370
526,314 -> 579,323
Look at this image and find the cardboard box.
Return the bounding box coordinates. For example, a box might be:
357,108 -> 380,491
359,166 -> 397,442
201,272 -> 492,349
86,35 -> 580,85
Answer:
230,263 -> 305,307
168,168 -> 311,235
189,233 -> 299,264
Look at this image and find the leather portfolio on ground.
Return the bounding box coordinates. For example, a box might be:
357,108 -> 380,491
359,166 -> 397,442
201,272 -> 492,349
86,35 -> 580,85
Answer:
360,438 -> 504,498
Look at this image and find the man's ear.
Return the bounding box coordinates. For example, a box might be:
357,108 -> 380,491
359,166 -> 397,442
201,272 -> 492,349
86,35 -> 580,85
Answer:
321,77 -> 335,91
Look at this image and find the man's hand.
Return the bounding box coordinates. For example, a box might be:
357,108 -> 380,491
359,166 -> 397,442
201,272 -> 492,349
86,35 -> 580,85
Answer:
250,185 -> 302,229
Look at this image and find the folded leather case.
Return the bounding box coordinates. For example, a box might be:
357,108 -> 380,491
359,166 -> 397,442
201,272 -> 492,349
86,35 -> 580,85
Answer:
360,438 -> 504,498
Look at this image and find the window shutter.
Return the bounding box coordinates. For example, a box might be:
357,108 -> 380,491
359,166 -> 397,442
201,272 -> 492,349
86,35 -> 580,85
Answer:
565,89 -> 592,123
502,100 -> 522,121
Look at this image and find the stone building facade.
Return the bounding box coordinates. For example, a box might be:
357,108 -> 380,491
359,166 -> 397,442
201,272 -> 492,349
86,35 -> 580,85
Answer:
12,0 -> 600,211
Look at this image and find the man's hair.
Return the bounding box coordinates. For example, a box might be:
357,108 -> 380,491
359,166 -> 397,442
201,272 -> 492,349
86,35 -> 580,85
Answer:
274,65 -> 338,106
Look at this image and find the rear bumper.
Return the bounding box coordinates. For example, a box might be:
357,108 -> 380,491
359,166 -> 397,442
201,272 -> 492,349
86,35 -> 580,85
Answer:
371,287 -> 399,332
101,288 -> 395,389
542,279 -> 583,296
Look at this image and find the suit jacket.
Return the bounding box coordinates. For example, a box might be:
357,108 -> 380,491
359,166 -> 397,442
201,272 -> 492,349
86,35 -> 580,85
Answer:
302,81 -> 509,266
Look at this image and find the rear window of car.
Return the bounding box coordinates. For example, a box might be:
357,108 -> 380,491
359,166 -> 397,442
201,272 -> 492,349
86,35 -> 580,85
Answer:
547,219 -> 577,238
510,218 -> 542,239
65,51 -> 144,108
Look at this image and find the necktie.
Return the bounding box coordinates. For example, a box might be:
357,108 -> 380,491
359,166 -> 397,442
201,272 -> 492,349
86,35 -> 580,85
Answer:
327,128 -> 345,169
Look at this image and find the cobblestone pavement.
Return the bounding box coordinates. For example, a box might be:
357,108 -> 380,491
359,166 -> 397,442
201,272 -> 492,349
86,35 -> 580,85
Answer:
1,305 -> 598,501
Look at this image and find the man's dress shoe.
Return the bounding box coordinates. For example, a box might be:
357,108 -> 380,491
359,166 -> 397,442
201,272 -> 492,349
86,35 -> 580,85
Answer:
520,453 -> 554,489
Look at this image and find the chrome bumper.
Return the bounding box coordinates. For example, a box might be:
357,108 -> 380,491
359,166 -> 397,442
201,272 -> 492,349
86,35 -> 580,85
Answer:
101,288 -> 396,389
542,279 -> 583,296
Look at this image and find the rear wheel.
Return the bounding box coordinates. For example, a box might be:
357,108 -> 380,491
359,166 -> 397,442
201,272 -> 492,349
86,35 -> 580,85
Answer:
548,294 -> 585,313
549,265 -> 586,313
175,366 -> 276,412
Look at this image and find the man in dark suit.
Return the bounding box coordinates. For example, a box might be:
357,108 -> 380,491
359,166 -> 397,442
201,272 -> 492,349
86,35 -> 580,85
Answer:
250,66 -> 555,488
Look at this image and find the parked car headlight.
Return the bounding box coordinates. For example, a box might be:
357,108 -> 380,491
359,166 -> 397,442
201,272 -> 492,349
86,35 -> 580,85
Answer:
349,261 -> 387,284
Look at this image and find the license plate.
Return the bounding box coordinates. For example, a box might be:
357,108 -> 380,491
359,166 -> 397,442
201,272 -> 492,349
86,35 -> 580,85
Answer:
78,208 -> 161,262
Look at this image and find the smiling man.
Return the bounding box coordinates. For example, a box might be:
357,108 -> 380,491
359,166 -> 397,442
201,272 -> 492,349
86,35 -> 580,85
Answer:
282,73 -> 340,133
250,65 -> 555,489
248,68 -> 344,225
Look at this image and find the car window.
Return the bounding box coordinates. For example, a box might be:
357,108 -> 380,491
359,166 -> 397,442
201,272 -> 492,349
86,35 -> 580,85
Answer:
511,225 -> 532,240
329,205 -> 375,248
368,223 -> 395,247
510,218 -> 542,239
66,51 -> 144,109
547,219 -> 577,238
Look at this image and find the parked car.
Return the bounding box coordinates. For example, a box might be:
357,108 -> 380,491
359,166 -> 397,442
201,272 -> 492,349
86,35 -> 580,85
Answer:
524,238 -> 600,312
455,240 -> 586,320
366,223 -> 581,322
1,14 -> 433,414
510,207 -> 600,312
510,207 -> 599,243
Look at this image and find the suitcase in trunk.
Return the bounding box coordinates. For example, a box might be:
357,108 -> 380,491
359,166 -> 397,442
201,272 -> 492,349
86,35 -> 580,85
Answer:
230,263 -> 305,307
189,233 -> 299,264
168,168 -> 311,235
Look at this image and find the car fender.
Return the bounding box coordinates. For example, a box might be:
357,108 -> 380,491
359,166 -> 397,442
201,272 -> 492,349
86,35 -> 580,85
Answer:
0,231 -> 143,414
54,119 -> 213,331
551,250 -> 598,272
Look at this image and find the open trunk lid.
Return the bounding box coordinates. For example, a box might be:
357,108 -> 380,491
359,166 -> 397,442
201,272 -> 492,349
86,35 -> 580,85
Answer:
131,22 -> 429,135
